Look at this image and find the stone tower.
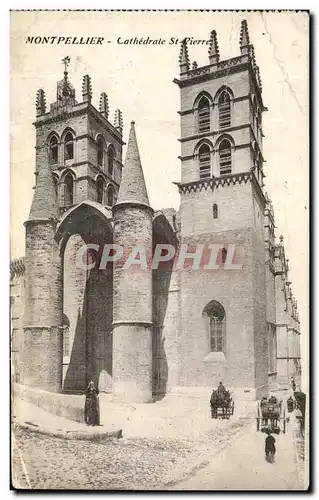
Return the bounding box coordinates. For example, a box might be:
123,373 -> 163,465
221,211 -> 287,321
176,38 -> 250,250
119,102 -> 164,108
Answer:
24,58 -> 125,393
33,57 -> 123,211
173,21 -> 268,399
112,121 -> 154,403
23,145 -> 63,392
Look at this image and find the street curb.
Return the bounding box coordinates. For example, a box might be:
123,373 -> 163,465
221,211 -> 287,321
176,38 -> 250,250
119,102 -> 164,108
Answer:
13,420 -> 123,442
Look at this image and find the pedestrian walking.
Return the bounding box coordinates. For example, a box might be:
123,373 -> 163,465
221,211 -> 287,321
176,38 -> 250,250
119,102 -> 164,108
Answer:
84,380 -> 100,426
265,430 -> 276,462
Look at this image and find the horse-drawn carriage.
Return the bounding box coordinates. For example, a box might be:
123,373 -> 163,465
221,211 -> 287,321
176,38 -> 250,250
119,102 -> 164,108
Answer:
256,395 -> 287,434
210,386 -> 234,419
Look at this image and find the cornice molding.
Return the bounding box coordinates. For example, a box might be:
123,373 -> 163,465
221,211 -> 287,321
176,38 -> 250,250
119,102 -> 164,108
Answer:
174,59 -> 250,89
174,170 -> 266,205
33,102 -> 125,146
175,171 -> 252,194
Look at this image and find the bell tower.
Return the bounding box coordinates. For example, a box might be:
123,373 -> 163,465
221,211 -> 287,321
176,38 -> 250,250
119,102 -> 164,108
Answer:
34,56 -> 124,212
173,21 -> 269,399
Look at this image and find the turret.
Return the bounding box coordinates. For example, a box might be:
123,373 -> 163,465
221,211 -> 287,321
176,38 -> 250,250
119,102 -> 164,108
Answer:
99,92 -> 109,119
179,38 -> 190,74
208,30 -> 220,65
239,20 -> 250,55
82,74 -> 92,103
114,109 -> 123,135
23,156 -> 63,392
36,89 -> 46,117
112,121 -> 153,403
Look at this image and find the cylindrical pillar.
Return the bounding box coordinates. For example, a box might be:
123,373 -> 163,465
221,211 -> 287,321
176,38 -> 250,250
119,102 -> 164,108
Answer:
23,219 -> 63,392
112,203 -> 153,403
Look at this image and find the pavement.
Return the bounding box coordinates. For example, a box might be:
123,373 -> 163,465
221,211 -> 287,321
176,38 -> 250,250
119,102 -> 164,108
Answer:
11,388 -> 307,490
12,398 -> 122,441
170,393 -> 307,491
13,391 -> 256,442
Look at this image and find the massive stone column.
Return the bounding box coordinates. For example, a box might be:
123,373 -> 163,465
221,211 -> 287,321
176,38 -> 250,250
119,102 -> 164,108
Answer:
23,157 -> 63,393
112,121 -> 153,403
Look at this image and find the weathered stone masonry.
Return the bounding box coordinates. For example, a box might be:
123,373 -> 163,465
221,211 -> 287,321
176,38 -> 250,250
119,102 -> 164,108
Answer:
11,21 -> 301,402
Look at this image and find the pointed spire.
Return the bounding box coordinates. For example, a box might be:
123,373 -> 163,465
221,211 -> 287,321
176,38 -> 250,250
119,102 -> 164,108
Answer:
208,30 -> 220,64
99,92 -> 109,119
28,161 -> 59,221
116,121 -> 150,207
36,89 -> 46,116
179,38 -> 190,73
82,74 -> 92,103
240,20 -> 250,54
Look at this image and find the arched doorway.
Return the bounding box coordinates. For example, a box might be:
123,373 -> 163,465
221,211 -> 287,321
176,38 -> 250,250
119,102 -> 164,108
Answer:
56,202 -> 113,393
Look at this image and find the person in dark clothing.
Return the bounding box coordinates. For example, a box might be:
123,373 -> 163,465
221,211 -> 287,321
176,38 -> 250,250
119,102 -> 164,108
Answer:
265,431 -> 276,460
84,380 -> 100,426
291,377 -> 296,392
217,381 -> 226,394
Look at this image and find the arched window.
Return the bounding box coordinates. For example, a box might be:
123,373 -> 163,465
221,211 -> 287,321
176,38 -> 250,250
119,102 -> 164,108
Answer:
64,132 -> 74,161
198,96 -> 210,132
219,139 -> 232,175
64,173 -> 74,206
97,137 -> 104,168
198,144 -> 211,179
49,136 -> 58,164
203,301 -> 226,353
218,91 -> 231,129
107,184 -> 114,206
107,146 -> 115,177
209,303 -> 225,352
96,177 -> 104,204
213,203 -> 218,219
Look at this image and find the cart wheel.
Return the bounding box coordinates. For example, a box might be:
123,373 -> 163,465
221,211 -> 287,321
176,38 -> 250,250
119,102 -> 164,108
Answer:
232,401 -> 235,415
257,418 -> 260,431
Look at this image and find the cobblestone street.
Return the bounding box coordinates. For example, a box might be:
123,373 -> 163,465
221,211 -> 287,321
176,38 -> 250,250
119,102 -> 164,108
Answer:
12,413 -> 254,490
12,427 -> 199,490
11,390 -> 307,491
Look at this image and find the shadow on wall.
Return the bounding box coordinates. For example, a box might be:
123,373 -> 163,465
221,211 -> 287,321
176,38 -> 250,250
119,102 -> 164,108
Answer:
63,268 -> 113,393
62,214 -> 113,394
152,264 -> 173,400
63,307 -> 86,392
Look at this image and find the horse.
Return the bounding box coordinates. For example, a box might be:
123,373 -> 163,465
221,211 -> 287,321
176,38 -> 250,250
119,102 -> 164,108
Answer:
210,389 -> 232,419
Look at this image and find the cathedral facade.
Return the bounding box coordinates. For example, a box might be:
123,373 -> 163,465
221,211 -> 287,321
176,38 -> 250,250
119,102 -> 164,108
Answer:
10,21 -> 301,403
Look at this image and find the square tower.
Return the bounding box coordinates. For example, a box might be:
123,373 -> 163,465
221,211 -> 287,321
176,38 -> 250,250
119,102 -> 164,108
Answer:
34,57 -> 124,212
174,22 -> 269,399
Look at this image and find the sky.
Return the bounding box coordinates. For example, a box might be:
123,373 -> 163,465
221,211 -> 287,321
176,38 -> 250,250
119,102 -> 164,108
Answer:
10,11 -> 309,375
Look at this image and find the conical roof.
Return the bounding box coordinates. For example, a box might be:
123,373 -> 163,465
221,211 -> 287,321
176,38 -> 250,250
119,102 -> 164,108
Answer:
116,121 -> 150,207
28,160 -> 59,221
